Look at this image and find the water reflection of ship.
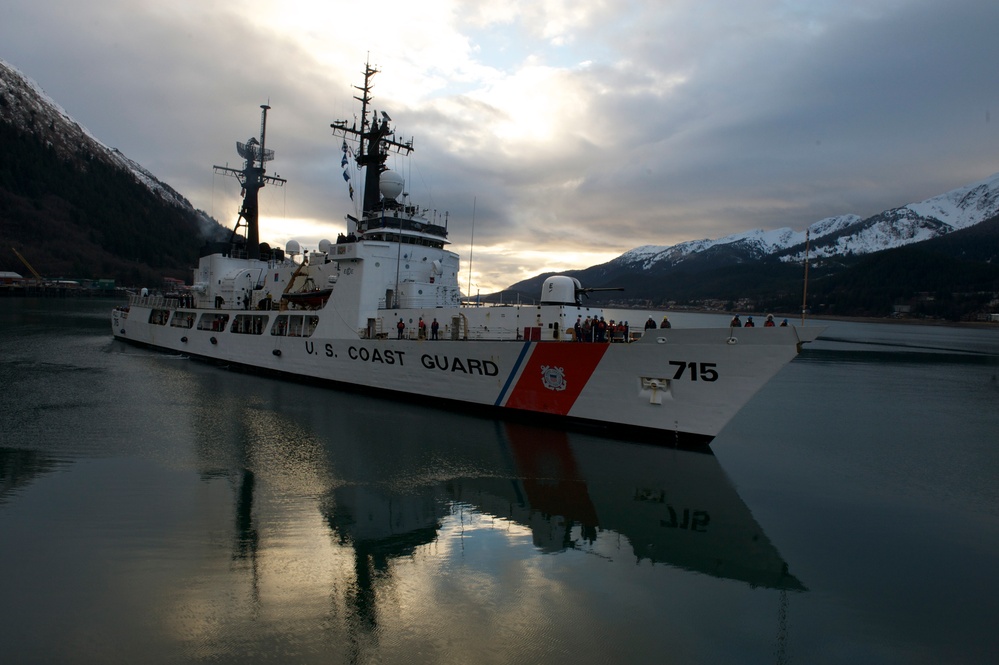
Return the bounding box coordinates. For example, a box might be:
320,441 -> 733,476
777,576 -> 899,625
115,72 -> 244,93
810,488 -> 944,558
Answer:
322,484 -> 446,631
319,420 -> 804,593
184,371 -> 804,650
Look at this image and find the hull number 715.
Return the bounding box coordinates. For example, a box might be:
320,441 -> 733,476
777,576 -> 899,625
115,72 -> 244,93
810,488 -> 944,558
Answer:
669,361 -> 719,382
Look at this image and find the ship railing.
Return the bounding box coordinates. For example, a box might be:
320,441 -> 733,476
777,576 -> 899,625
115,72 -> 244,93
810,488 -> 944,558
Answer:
353,316 -> 528,341
374,296 -> 418,310
463,324 -> 523,341
365,216 -> 447,238
129,294 -> 166,308
128,294 -> 186,309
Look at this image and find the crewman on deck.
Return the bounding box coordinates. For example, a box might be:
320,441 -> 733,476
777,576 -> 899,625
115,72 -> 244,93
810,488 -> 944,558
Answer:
431,318 -> 440,340
660,316 -> 671,329
645,317 -> 657,330
730,315 -> 742,327
397,318 -> 405,339
745,316 -> 755,327
764,314 -> 776,327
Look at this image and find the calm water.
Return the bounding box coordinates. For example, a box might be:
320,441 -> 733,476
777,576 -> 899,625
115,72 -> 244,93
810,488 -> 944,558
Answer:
2,298 -> 998,664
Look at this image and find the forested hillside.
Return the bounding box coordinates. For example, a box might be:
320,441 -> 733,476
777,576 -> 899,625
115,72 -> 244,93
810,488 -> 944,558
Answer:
788,216 -> 999,319
0,111 -> 225,285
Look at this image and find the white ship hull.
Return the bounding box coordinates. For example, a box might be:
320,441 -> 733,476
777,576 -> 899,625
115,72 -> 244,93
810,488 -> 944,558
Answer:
113,300 -> 819,445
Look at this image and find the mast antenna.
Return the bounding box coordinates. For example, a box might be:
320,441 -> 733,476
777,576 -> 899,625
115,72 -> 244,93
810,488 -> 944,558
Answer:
330,58 -> 414,230
213,104 -> 287,260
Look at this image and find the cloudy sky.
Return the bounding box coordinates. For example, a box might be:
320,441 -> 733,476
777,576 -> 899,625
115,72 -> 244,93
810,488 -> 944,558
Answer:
3,0 -> 999,292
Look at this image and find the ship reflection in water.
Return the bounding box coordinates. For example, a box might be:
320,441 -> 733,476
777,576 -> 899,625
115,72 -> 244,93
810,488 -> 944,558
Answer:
320,422 -> 804,604
182,373 -> 806,645
0,362 -> 802,661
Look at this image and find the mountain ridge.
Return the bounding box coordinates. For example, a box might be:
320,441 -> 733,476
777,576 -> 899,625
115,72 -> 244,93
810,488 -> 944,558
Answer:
614,171 -> 999,272
0,58 -> 226,284
500,176 -> 999,319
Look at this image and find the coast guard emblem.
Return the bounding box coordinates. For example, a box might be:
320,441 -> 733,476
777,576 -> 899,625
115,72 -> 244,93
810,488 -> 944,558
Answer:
540,365 -> 567,392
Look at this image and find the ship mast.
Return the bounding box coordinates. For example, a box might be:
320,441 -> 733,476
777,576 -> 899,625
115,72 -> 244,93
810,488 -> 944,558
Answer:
214,105 -> 287,260
331,60 -> 413,227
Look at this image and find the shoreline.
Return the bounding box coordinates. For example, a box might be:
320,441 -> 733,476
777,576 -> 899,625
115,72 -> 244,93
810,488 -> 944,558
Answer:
613,305 -> 998,329
803,313 -> 998,329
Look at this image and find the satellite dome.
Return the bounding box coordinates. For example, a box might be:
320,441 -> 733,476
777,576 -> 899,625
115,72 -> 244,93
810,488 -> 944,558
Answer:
285,239 -> 301,256
380,170 -> 405,200
318,239 -> 332,254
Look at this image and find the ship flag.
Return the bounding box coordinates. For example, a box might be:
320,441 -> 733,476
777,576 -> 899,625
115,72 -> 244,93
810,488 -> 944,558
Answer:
340,139 -> 354,198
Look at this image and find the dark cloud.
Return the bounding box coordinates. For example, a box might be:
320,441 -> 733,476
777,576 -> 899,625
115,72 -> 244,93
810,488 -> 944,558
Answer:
3,0 -> 998,290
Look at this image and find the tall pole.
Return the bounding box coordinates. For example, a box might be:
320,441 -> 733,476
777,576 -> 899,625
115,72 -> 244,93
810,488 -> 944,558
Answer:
801,229 -> 810,325
467,197 -> 476,303
246,104 -> 270,258
393,203 -> 402,309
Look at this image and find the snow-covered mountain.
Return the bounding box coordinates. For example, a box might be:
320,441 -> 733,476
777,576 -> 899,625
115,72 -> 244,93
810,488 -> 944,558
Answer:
0,58 -> 204,214
618,173 -> 999,271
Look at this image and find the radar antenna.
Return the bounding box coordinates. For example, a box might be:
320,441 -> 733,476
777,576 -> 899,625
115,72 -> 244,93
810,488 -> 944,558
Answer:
214,104 -> 287,260
330,59 -> 414,224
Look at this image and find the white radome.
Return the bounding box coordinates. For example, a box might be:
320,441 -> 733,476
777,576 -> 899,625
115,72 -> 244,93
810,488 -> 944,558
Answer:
380,170 -> 404,200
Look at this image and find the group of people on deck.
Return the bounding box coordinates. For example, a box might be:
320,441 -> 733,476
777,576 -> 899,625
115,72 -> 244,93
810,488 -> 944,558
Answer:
394,311 -> 789,341
729,314 -> 789,328
397,317 -> 441,339
573,316 -> 633,342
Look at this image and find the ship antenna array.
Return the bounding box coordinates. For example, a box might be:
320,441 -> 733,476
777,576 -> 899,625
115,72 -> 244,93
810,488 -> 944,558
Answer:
330,59 -> 414,219
213,104 -> 287,260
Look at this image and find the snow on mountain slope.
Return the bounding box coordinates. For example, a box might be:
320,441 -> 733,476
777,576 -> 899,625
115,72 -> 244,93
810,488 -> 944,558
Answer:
620,173 -> 999,270
1,58 -> 194,211
620,213 -> 860,269
781,172 -> 999,261
906,174 -> 999,230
